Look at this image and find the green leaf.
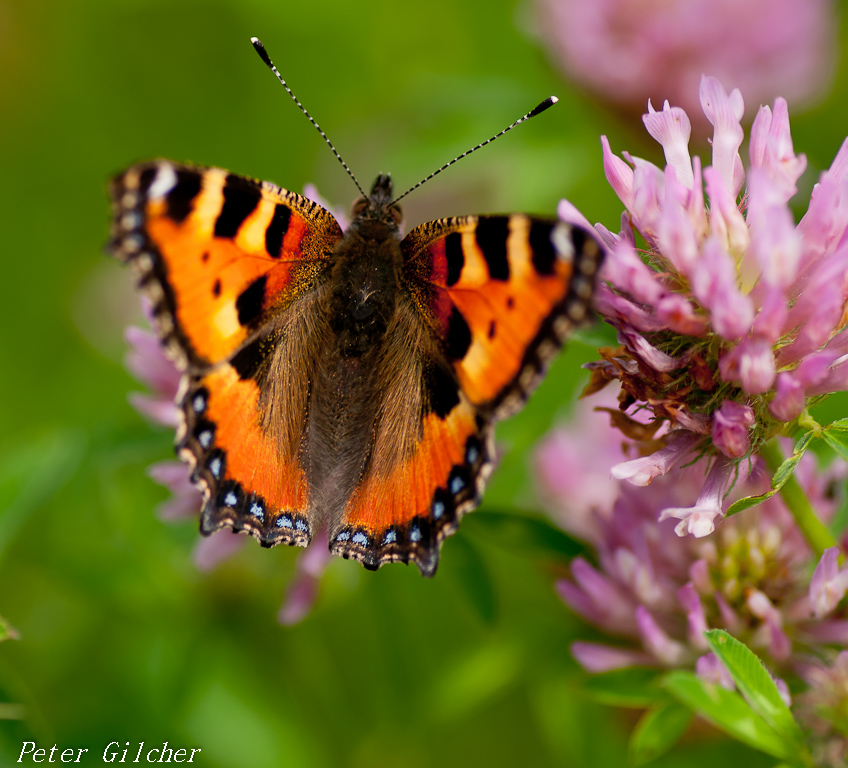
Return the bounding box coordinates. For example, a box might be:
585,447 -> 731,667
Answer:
726,431 -> 814,517
822,417 -> 848,432
662,671 -> 794,760
821,429 -> 848,462
705,630 -> 805,750
628,701 -> 692,766
583,667 -> 665,708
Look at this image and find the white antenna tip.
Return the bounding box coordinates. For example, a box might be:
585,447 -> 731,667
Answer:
550,95 -> 559,104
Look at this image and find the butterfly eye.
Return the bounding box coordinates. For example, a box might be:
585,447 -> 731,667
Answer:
351,197 -> 369,218
387,203 -> 403,226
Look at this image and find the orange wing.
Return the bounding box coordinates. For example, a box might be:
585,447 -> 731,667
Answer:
404,214 -> 603,416
109,161 -> 343,546
330,215 -> 604,576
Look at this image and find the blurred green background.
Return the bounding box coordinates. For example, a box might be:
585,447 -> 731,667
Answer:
1,0 -> 847,766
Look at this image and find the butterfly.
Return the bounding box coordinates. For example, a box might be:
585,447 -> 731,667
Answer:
107,40 -> 604,577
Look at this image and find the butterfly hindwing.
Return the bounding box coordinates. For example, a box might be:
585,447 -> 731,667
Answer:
327,295 -> 496,576
109,161 -> 344,547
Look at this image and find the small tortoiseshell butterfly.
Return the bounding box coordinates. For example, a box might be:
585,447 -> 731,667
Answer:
108,38 -> 604,576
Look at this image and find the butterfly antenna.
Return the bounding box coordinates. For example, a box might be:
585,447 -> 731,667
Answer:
250,37 -> 367,198
391,96 -> 559,205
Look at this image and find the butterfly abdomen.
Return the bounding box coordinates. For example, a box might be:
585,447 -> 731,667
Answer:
304,220 -> 408,524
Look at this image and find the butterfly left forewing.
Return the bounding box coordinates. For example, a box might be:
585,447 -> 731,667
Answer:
109,161 -> 343,370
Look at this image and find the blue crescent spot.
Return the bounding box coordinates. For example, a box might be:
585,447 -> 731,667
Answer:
295,519 -> 309,532
192,394 -> 206,413
336,531 -> 351,542
276,516 -> 293,529
449,474 -> 465,495
250,502 -> 264,521
352,531 -> 369,546
383,530 -> 397,545
409,526 -> 422,543
432,499 -> 446,519
224,491 -> 238,507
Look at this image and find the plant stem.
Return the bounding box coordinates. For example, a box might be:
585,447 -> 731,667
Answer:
760,439 -> 837,558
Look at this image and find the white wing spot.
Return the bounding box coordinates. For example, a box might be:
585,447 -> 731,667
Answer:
148,164 -> 178,200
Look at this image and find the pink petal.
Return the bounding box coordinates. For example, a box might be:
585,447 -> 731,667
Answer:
711,400 -> 754,459
810,546 -> 848,618
601,240 -> 664,305
618,329 -> 684,372
611,432 -> 702,486
557,199 -> 594,231
714,593 -> 742,635
147,460 -> 193,491
601,135 -> 635,213
658,456 -> 732,538
685,157 -> 708,240
278,530 -> 331,625
689,559 -> 712,594
124,326 -> 182,396
595,286 -> 666,332
690,237 -> 754,340
593,222 -> 619,250
628,157 -> 665,241
782,245 -> 848,362
570,642 -> 653,673
657,178 -> 700,276
749,99 -> 807,203
193,530 -> 246,572
570,557 -> 633,622
128,392 -> 179,427
745,168 -> 802,290
655,294 -> 709,336
719,338 -> 776,394
678,582 -> 709,650
746,589 -> 792,660
703,166 -> 749,256
636,606 -> 687,665
700,76 -> 745,199
795,139 -> 848,280
643,100 -> 694,188
751,287 -> 788,343
769,372 -> 805,422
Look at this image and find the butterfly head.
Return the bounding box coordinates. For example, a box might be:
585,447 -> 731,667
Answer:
350,174 -> 403,229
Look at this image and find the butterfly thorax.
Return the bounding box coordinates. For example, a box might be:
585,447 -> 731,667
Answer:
327,175 -> 404,357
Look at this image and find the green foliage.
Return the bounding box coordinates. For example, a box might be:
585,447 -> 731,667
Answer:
628,702 -> 693,766
726,431 -> 814,517
661,631 -> 813,767
582,667 -> 665,708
